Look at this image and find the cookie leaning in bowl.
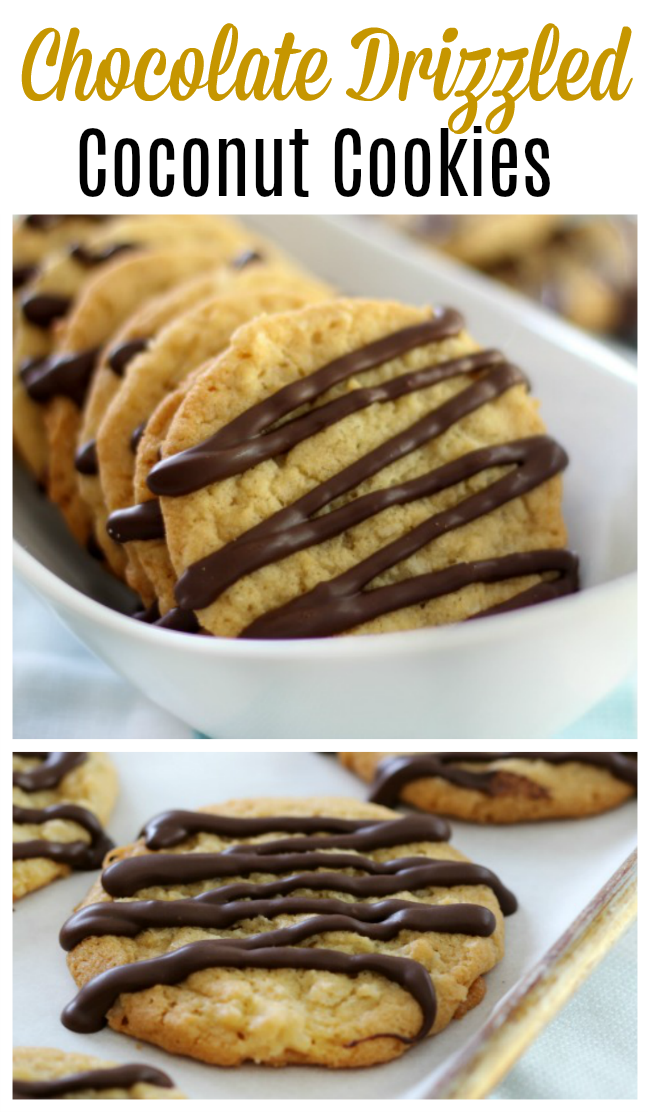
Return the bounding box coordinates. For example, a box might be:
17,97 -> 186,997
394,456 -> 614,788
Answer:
13,1048 -> 185,1099
60,797 -> 516,1068
13,752 -> 117,900
77,255 -> 328,579
106,285 -> 335,622
147,298 -> 578,639
339,753 -> 638,823
13,215 -> 252,483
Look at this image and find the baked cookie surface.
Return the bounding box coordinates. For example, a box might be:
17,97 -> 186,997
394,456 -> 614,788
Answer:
148,298 -> 576,639
61,796 -> 515,1068
13,1047 -> 184,1099
13,752 -> 117,900
340,752 -> 638,823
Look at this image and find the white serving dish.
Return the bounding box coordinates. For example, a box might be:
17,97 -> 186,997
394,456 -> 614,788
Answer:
13,752 -> 638,1100
13,216 -> 637,739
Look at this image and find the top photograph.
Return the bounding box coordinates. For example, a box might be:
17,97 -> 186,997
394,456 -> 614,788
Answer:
12,213 -> 637,739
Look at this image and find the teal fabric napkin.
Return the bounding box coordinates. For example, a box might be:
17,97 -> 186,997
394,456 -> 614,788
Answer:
491,923 -> 637,1100
13,578 -> 637,740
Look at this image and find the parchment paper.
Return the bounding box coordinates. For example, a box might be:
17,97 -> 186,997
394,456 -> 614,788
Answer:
12,752 -> 638,1099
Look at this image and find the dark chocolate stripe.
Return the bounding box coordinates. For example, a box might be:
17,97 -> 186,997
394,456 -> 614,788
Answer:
153,607 -> 200,633
13,264 -> 38,290
130,421 -> 146,452
370,752 -> 639,805
142,810 -> 450,850
142,809 -> 394,849
224,815 -> 451,855
106,500 -> 164,543
21,293 -> 72,328
13,1064 -> 174,1099
20,348 -> 100,407
101,850 -> 516,914
108,337 -> 149,376
13,803 -> 114,869
61,941 -> 438,1042
243,549 -> 578,640
231,249 -> 264,269
23,215 -> 108,231
147,311 -> 464,497
70,242 -> 134,266
133,599 -> 161,623
13,752 -> 87,791
74,439 -> 98,475
60,894 -> 495,952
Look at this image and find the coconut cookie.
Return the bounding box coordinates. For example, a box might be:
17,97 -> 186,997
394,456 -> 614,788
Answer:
14,215 -> 252,481
106,283 -> 335,617
13,1048 -> 185,1099
60,796 -> 516,1069
90,264 -> 333,579
147,299 -> 577,639
340,752 -> 638,823
13,752 -> 117,900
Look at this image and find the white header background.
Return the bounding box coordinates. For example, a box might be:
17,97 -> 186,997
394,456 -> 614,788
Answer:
4,0 -> 645,212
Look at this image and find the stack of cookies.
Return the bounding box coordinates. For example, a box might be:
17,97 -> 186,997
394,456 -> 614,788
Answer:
14,215 -> 578,639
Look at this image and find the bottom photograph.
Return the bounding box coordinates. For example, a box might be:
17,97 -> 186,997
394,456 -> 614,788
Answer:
12,751 -> 637,1100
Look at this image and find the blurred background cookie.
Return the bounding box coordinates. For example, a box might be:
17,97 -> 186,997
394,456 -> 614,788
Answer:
13,1047 -> 184,1099
384,215 -> 637,347
13,751 -> 117,899
340,752 -> 637,823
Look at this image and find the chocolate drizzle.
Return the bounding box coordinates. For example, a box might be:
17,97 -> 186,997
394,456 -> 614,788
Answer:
100,847 -> 516,911
13,804 -> 114,869
60,808 -> 516,1043
13,264 -> 38,290
75,439 -> 98,475
153,607 -> 201,633
369,752 -> 639,806
21,293 -> 72,329
13,1064 -> 174,1099
20,348 -> 100,407
231,248 -> 264,269
141,809 -> 449,848
61,895 -> 495,952
148,315 -> 464,497
69,242 -> 134,266
144,311 -> 577,637
13,752 -> 87,791
130,421 -> 146,452
13,753 -> 114,874
106,500 -> 164,543
23,215 -> 108,231
108,337 -> 149,376
133,599 -> 161,623
62,942 -> 439,1041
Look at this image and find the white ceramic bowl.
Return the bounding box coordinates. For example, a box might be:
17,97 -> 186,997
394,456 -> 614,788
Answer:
13,216 -> 637,739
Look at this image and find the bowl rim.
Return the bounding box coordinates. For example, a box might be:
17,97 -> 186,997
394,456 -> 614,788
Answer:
13,537 -> 637,661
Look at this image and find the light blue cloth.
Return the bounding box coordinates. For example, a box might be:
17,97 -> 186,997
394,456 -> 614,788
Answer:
13,577 -> 637,740
492,923 -> 637,1100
